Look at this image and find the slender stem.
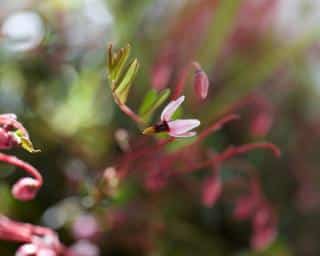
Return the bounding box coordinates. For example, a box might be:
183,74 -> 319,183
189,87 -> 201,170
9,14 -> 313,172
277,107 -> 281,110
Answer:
112,92 -> 146,126
196,114 -> 240,143
182,142 -> 281,173
0,153 -> 43,185
217,142 -> 281,162
172,63 -> 192,100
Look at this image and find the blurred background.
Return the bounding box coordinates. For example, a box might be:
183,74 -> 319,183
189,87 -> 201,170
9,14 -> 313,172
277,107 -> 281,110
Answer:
1,0 -> 320,255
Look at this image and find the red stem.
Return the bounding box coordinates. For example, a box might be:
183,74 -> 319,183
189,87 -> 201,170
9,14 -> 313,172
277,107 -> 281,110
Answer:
182,142 -> 281,173
196,114 -> 240,143
217,142 -> 281,162
0,153 -> 43,185
118,103 -> 146,126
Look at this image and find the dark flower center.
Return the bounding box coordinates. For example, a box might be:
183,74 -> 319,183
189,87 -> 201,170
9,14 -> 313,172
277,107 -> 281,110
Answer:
154,121 -> 170,133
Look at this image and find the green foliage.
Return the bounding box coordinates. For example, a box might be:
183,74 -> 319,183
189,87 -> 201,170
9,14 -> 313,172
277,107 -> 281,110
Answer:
139,89 -> 171,123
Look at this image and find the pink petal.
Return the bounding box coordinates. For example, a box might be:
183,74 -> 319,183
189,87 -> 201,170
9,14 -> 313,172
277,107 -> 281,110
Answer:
160,96 -> 185,122
170,131 -> 196,138
168,119 -> 200,136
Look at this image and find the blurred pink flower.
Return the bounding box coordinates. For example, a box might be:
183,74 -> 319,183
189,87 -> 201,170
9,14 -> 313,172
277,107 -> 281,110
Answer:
72,215 -> 100,240
69,240 -> 99,256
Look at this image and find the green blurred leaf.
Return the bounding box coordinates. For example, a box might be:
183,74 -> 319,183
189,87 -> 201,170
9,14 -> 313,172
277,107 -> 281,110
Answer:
139,90 -> 158,115
239,240 -> 292,256
202,30 -> 320,123
198,0 -> 243,68
139,89 -> 171,123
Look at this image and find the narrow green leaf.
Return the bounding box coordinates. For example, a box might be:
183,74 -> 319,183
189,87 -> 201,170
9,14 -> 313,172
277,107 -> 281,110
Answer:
109,44 -> 131,82
198,0 -> 242,68
114,58 -> 139,103
140,89 -> 171,122
138,90 -> 158,116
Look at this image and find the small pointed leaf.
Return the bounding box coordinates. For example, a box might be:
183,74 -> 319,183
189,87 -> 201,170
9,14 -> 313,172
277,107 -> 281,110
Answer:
114,58 -> 139,103
13,130 -> 41,153
109,44 -> 131,83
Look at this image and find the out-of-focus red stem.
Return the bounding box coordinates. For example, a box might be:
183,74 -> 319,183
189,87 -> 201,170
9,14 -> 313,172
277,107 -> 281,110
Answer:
172,64 -> 191,100
182,142 -> 280,173
118,103 -> 146,126
0,153 -> 43,185
217,142 -> 281,162
196,114 -> 240,143
112,93 -> 146,126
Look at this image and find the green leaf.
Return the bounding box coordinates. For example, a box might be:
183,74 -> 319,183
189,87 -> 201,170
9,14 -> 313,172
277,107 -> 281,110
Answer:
108,44 -> 131,83
198,0 -> 243,68
114,58 -> 139,103
138,90 -> 158,115
139,89 -> 171,122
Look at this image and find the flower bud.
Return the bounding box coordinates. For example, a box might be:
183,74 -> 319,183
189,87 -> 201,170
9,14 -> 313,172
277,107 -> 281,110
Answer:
202,176 -> 222,207
12,177 -> 40,201
193,62 -> 209,100
0,128 -> 17,149
251,225 -> 277,251
250,112 -> 273,137
233,195 -> 257,220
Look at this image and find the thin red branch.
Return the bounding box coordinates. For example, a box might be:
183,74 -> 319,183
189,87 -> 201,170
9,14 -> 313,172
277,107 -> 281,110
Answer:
0,153 -> 43,185
197,114 -> 240,143
217,143 -> 281,163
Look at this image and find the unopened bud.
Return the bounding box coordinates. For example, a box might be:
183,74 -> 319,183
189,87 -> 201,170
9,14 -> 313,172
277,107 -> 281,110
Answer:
202,176 -> 222,207
193,62 -> 209,100
12,177 -> 40,201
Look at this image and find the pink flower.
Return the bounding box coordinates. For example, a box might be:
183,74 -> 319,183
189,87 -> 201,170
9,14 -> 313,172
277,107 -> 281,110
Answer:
12,177 -> 40,201
143,96 -> 200,138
